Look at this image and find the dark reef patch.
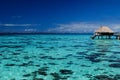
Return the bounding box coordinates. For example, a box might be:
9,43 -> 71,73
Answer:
15,49 -> 23,51
36,46 -> 44,48
1,41 -> 18,44
76,51 -> 87,55
59,69 -> 73,75
11,59 -> 20,62
5,63 -> 16,66
65,49 -> 73,51
47,57 -> 56,60
81,64 -> 91,67
90,74 -> 120,80
49,46 -> 55,49
23,74 -> 31,77
97,49 -> 110,53
109,63 -> 120,68
50,72 -> 69,80
39,56 -> 52,59
65,54 -> 73,57
85,53 -> 105,63
48,63 -> 58,65
72,45 -> 82,48
67,61 -> 73,65
0,45 -> 24,48
112,51 -> 120,54
31,71 -> 37,79
23,56 -> 31,60
114,75 -> 120,80
22,67 -> 49,80
108,59 -> 120,63
56,58 -> 66,60
10,78 -> 16,80
83,74 -> 92,78
37,67 -> 48,76
33,78 -> 44,80
59,45 -> 67,48
18,61 -> 33,66
73,55 -> 84,58
12,52 -> 20,55
94,68 -> 104,71
94,75 -> 114,80
0,53 -> 2,56
2,57 -> 12,60
50,72 -> 61,80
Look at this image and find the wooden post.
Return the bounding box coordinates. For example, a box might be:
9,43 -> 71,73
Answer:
98,35 -> 99,39
109,36 -> 111,39
101,35 -> 103,39
106,35 -> 107,39
118,36 -> 119,40
116,36 -> 117,39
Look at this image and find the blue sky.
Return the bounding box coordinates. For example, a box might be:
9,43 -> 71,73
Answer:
0,0 -> 120,33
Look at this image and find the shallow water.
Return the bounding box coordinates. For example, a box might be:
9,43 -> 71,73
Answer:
0,34 -> 120,80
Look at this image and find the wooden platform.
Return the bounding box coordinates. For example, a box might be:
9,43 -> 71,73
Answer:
91,32 -> 120,40
114,33 -> 120,39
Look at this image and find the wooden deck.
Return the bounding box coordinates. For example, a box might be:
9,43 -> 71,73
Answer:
91,32 -> 120,39
114,33 -> 120,39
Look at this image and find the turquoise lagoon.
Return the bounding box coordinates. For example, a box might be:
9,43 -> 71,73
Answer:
0,34 -> 120,80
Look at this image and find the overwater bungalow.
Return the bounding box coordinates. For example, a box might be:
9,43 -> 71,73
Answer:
91,26 -> 114,39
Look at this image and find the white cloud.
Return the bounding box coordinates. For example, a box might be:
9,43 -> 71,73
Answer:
24,29 -> 37,32
110,24 -> 120,32
0,23 -> 41,32
47,22 -> 120,33
0,24 -> 41,27
47,22 -> 100,33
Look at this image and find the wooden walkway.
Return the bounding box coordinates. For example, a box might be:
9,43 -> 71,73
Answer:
91,34 -> 97,39
114,33 -> 120,39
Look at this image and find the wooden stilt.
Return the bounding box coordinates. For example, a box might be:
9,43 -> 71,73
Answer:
101,35 -> 103,39
109,36 -> 110,39
116,36 -> 118,39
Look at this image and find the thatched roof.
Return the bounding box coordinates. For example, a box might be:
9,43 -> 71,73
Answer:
95,26 -> 114,33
